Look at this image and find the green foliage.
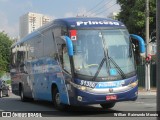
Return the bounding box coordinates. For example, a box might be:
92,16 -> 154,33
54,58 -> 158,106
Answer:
0,31 -> 13,75
0,71 -> 5,78
6,80 -> 11,85
117,0 -> 156,39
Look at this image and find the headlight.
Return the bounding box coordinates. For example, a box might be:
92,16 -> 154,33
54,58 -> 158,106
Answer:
70,82 -> 93,91
129,80 -> 138,88
79,86 -> 86,91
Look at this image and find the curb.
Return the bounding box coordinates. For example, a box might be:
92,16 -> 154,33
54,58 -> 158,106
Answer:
138,91 -> 156,95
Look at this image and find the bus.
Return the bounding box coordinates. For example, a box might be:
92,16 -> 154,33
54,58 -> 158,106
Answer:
10,17 -> 145,110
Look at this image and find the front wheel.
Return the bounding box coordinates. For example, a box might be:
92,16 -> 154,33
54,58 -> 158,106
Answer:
0,90 -> 2,98
6,90 -> 9,97
52,88 -> 66,110
100,103 -> 116,109
20,86 -> 28,102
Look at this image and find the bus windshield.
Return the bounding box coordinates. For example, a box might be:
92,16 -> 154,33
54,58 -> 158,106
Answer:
72,29 -> 135,80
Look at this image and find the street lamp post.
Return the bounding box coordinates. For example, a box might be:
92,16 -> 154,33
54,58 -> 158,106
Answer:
145,0 -> 150,91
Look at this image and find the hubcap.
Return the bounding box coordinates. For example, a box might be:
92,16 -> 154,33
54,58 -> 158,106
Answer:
55,93 -> 60,105
21,90 -> 23,99
0,91 -> 2,97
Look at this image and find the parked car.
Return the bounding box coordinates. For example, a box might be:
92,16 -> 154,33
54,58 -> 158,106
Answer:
0,79 -> 9,98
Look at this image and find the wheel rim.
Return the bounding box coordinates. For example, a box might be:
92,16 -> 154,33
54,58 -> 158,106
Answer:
55,93 -> 60,105
0,91 -> 2,97
32,91 -> 34,99
21,90 -> 23,100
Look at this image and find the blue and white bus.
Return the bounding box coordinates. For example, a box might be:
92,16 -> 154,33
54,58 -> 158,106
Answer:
10,17 -> 145,110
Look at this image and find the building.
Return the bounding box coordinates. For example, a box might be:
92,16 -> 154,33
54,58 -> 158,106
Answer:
107,12 -> 119,20
19,12 -> 52,39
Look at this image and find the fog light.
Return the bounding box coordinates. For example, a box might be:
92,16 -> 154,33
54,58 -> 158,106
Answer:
77,96 -> 82,101
135,91 -> 138,96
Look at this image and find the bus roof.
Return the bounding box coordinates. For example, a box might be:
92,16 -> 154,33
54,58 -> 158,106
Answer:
12,17 -> 126,47
55,17 -> 125,29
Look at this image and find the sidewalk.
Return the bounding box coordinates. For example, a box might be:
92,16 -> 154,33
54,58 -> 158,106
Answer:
138,88 -> 156,95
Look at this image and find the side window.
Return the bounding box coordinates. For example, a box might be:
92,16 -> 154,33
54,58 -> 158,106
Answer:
24,42 -> 29,60
53,26 -> 71,73
11,44 -> 26,72
62,44 -> 71,73
16,44 -> 25,71
11,42 -> 34,73
27,40 -> 35,60
34,36 -> 43,58
43,30 -> 56,57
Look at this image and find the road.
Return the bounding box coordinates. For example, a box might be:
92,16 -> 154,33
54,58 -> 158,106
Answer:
0,92 -> 157,120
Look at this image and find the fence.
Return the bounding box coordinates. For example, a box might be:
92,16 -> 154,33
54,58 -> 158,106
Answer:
136,64 -> 156,87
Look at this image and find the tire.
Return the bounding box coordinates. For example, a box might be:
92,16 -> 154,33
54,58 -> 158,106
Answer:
52,87 -> 66,110
6,90 -> 9,97
31,90 -> 35,101
0,90 -> 2,98
20,86 -> 28,102
100,102 -> 116,109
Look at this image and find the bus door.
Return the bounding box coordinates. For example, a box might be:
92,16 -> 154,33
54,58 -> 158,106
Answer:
53,35 -> 71,104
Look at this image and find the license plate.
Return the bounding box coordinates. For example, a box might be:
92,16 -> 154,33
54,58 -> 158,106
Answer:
106,95 -> 117,101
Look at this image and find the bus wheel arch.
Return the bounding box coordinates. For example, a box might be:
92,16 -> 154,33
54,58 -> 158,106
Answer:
51,83 -> 66,110
19,83 -> 22,96
19,83 -> 28,102
100,102 -> 116,109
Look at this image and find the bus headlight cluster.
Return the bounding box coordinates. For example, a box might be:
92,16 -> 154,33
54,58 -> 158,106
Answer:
70,82 -> 93,91
129,80 -> 138,88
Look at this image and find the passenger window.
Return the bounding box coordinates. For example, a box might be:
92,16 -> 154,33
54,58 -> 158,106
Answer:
62,44 -> 71,74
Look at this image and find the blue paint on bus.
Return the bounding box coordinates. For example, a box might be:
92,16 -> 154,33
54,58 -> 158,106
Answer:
10,17 -> 145,110
130,34 -> 146,53
65,36 -> 74,56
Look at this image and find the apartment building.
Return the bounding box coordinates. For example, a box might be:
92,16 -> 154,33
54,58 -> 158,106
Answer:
19,12 -> 52,39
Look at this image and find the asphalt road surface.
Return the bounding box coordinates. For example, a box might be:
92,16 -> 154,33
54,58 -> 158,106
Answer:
0,92 -> 157,120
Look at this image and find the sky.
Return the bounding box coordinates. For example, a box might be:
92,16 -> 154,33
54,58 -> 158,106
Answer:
0,0 -> 120,38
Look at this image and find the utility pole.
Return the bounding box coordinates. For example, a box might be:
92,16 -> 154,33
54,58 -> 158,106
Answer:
156,0 -> 160,118
145,0 -> 150,91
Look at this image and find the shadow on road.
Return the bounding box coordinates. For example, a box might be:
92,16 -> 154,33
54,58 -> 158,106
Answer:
31,101 -> 121,117
0,94 -> 121,117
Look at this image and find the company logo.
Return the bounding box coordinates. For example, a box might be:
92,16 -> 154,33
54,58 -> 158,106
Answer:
109,88 -> 114,93
2,112 -> 11,117
1,112 -> 42,117
95,80 -> 125,89
76,21 -> 120,26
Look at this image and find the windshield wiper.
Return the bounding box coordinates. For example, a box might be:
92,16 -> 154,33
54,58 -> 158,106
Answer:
91,56 -> 126,81
91,31 -> 126,81
109,57 -> 126,79
91,57 -> 106,81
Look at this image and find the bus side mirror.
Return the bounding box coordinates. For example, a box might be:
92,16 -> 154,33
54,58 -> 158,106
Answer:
130,34 -> 146,57
61,36 -> 73,56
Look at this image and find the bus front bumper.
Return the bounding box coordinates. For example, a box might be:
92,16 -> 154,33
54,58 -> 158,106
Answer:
71,86 -> 138,105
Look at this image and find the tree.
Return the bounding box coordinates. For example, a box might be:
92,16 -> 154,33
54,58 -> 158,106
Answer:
0,31 -> 13,77
117,0 -> 156,39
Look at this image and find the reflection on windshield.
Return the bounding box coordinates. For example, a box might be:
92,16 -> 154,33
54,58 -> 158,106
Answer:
72,29 -> 135,80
